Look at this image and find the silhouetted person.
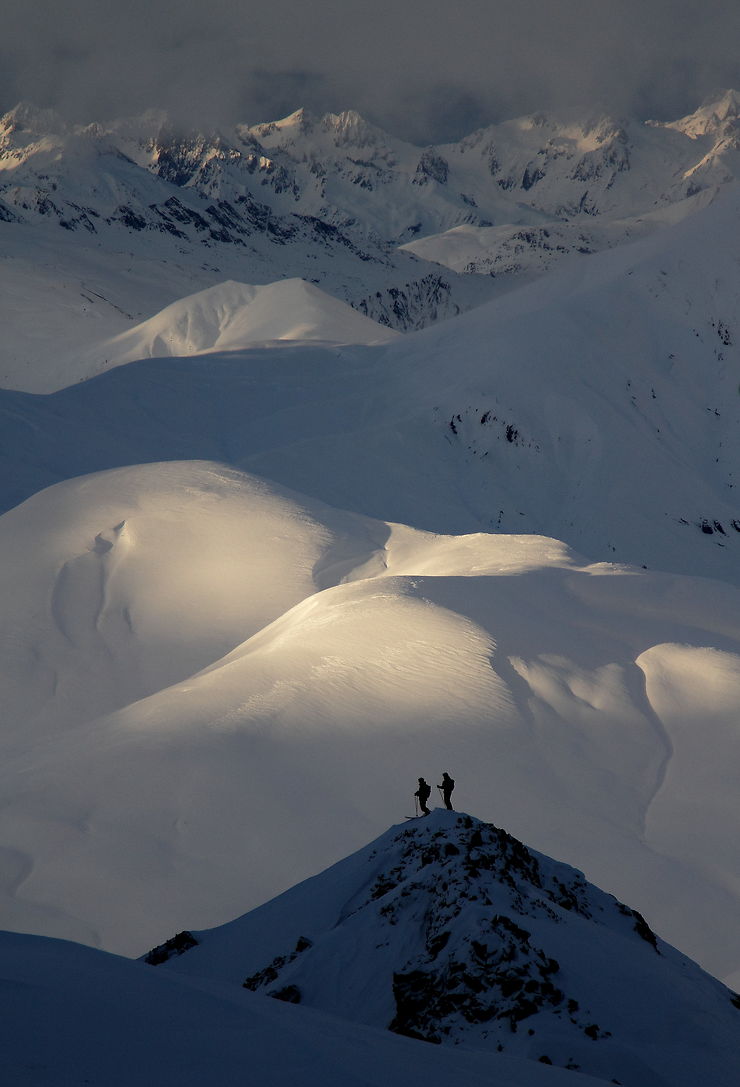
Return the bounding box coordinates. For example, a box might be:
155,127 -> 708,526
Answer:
415,777 -> 431,815
439,772 -> 455,810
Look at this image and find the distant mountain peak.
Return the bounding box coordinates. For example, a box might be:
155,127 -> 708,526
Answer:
251,106 -> 318,142
665,88 -> 740,138
320,108 -> 388,147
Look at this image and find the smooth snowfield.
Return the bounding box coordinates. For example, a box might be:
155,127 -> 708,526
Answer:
1,930 -> 602,1087
1,461 -> 740,990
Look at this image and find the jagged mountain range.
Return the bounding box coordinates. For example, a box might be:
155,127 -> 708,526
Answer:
5,90 -> 740,244
2,90 -> 740,390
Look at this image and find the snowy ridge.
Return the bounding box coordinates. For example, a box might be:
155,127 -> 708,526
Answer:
154,811 -> 740,1085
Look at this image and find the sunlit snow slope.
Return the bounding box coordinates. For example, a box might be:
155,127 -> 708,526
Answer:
1,460 -> 740,993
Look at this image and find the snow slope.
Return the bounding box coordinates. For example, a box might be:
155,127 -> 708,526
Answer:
1,460 -> 740,992
399,187 -> 717,276
2,181 -> 739,584
0,216 -> 458,393
1,929 -> 603,1087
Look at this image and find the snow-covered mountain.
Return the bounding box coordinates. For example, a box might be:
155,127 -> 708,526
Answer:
0,101 -> 493,391
5,92 -> 737,244
67,278 -> 399,384
150,811 -> 740,1085
3,92 -> 740,390
3,91 -> 740,1066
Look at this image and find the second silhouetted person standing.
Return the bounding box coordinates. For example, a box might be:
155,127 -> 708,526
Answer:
439,772 -> 455,810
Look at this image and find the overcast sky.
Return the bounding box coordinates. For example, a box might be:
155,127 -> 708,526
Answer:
2,0 -> 739,141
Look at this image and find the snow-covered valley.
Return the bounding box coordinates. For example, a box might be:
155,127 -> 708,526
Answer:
3,90 -> 740,1083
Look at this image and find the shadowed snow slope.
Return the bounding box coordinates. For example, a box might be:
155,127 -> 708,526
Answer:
91,278 -> 400,367
1,461 -> 740,991
1,184 -> 740,585
2,929 -> 603,1087
154,811 -> 740,1086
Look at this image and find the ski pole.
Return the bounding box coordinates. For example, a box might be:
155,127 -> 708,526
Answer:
414,795 -> 419,817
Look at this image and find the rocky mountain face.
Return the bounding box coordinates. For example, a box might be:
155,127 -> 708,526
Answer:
149,812 -> 740,1086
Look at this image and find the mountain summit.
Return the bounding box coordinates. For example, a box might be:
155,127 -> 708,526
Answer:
150,811 -> 740,1085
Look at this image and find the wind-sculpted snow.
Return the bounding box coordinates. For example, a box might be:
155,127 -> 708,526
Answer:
1,461 -> 740,990
152,812 -> 740,1085
0,462 -> 381,736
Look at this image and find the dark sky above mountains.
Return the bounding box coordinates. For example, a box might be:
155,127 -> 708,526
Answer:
3,0 -> 739,140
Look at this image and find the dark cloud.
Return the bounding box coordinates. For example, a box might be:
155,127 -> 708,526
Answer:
2,0 -> 739,141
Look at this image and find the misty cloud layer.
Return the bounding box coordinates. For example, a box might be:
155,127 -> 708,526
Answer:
3,0 -> 739,140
